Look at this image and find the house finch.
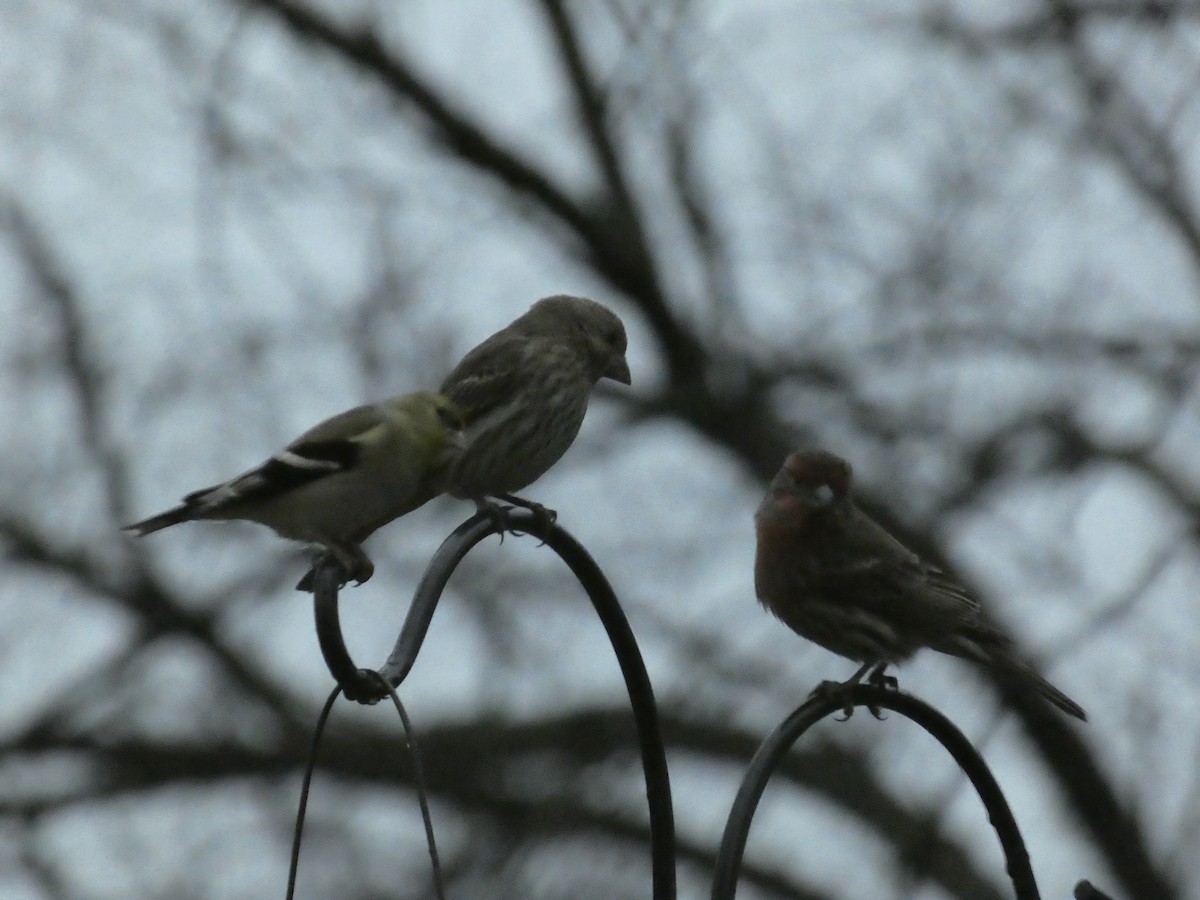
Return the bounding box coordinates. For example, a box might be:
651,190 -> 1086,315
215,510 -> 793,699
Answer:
439,294 -> 631,513
754,449 -> 1087,721
124,390 -> 465,589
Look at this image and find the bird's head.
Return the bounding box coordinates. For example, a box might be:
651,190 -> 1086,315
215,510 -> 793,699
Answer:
527,295 -> 631,385
757,449 -> 853,528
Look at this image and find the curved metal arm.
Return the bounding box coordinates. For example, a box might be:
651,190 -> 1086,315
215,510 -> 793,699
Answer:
711,684 -> 1039,900
311,509 -> 677,900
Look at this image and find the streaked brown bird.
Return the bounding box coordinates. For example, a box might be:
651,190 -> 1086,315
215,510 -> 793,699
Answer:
754,448 -> 1087,720
439,294 -> 631,517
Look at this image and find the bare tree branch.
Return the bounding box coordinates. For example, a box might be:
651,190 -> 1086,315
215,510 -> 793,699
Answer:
0,511 -> 310,740
8,705 -> 1006,900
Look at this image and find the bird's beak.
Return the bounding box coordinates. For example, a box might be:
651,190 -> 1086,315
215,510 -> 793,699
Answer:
605,356 -> 632,385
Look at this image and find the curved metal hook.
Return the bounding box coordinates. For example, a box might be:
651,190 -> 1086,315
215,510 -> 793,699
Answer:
311,509 -> 677,899
711,684 -> 1040,900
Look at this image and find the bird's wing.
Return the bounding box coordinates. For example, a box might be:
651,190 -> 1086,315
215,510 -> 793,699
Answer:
184,404 -> 382,510
439,333 -> 528,419
288,402 -> 385,446
813,509 -> 983,631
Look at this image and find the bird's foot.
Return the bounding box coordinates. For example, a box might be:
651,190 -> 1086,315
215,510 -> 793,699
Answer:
494,493 -> 556,544
474,498 -> 512,543
863,663 -> 898,720
866,664 -> 898,692
334,543 -> 374,586
810,680 -> 859,722
295,543 -> 374,592
811,662 -> 895,721
476,494 -> 557,545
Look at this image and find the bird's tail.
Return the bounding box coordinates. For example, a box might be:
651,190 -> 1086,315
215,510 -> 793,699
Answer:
122,505 -> 194,536
944,632 -> 1087,721
992,651 -> 1088,722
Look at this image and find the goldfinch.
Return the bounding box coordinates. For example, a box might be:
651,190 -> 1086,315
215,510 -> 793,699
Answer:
124,390 -> 465,587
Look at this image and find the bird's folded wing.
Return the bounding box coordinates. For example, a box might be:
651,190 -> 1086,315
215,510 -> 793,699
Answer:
439,334 -> 527,417
808,561 -> 977,631
185,406 -> 384,509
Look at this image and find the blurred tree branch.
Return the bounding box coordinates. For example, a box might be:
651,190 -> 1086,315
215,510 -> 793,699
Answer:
7,705 -> 1007,899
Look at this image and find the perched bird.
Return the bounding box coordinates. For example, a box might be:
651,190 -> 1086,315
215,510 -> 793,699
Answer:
123,390 -> 466,589
439,294 -> 631,515
754,449 -> 1087,721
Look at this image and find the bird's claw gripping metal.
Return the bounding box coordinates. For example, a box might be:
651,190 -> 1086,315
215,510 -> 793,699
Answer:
295,546 -> 374,592
474,498 -> 512,542
812,662 -> 899,721
867,665 -> 898,692
484,493 -> 557,545
810,679 -> 860,721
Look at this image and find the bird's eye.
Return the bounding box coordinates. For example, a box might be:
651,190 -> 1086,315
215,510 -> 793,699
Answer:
813,483 -> 835,505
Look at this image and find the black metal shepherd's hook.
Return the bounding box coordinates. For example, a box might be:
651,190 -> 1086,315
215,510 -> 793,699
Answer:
711,685 -> 1041,900
310,509 -> 677,900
